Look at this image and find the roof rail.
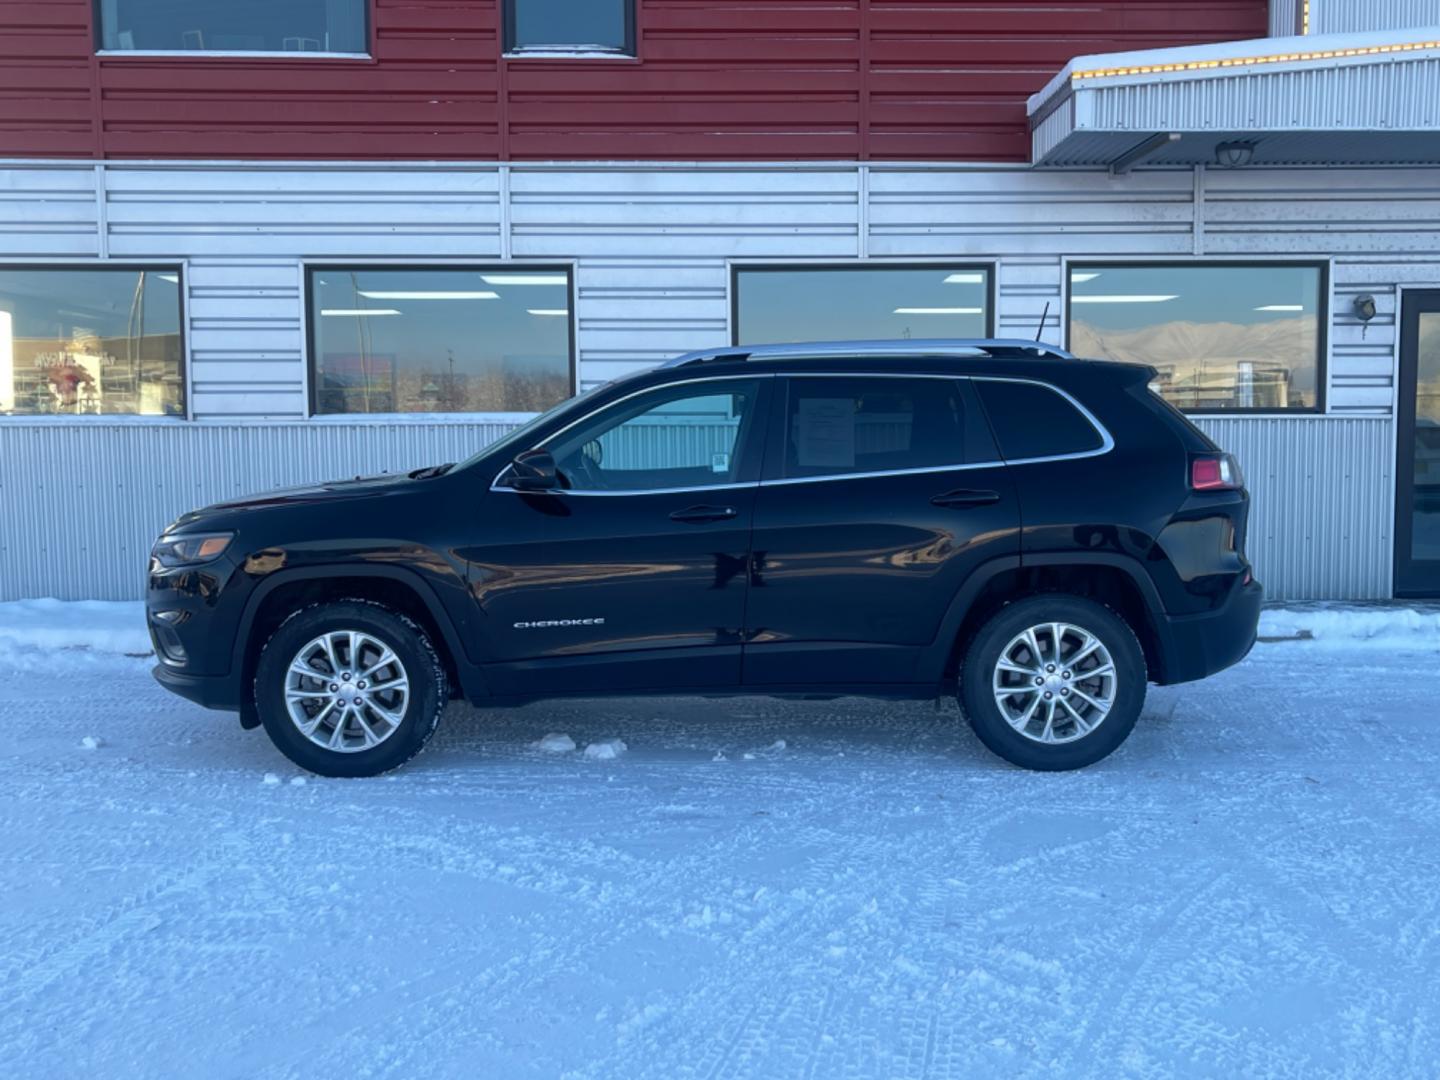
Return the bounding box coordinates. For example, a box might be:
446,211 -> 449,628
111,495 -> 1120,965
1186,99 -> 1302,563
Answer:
662,338 -> 1075,367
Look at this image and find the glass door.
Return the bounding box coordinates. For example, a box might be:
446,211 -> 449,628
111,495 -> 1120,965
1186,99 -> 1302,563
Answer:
1396,290 -> 1440,596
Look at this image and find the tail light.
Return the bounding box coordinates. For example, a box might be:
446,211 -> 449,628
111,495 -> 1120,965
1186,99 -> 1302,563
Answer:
1191,453 -> 1243,492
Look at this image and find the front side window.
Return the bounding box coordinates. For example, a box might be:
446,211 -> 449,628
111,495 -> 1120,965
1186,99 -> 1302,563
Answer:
545,380 -> 761,492
0,267 -> 184,417
308,267 -> 573,415
780,377 -> 973,479
97,0 -> 367,53
1068,262 -> 1325,412
504,0 -> 635,55
734,265 -> 991,345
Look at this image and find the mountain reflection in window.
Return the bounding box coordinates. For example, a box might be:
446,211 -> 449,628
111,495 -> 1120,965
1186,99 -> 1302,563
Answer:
1068,264 -> 1323,412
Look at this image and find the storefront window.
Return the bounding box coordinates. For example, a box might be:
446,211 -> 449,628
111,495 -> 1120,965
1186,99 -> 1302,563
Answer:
97,0 -> 367,53
1068,263 -> 1325,412
504,0 -> 635,55
308,267 -> 574,416
734,266 -> 992,345
0,267 -> 185,417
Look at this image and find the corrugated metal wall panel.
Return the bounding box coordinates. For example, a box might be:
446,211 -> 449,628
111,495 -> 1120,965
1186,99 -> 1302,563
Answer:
1195,416 -> 1393,600
1269,0 -> 1302,36
1314,0 -> 1440,34
0,0 -> 1268,162
0,420 -> 520,601
0,165 -> 99,256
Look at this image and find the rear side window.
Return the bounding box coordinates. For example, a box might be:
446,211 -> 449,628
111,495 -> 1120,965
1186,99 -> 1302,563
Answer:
974,379 -> 1105,461
780,376 -> 977,479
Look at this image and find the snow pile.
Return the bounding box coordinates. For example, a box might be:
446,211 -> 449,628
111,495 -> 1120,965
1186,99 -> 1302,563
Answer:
1259,605 -> 1440,647
583,738 -> 627,760
0,599 -> 150,659
534,732 -> 577,753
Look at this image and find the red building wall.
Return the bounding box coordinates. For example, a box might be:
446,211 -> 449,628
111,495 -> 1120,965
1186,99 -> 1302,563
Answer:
0,0 -> 1267,162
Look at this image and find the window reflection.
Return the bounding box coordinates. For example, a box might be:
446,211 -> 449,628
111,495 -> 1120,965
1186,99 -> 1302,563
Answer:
98,0 -> 366,52
309,268 -> 573,416
1412,314 -> 1440,562
506,0 -> 633,53
0,268 -> 184,416
1068,263 -> 1323,412
735,267 -> 991,345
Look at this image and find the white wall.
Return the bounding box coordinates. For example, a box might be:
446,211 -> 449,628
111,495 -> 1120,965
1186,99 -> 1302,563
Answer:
1,159 -> 1434,600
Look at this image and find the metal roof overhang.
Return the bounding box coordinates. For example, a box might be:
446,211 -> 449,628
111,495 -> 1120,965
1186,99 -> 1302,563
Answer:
1028,27 -> 1440,169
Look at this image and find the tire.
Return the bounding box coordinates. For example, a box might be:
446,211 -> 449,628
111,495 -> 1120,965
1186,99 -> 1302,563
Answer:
254,599 -> 447,778
959,594 -> 1146,771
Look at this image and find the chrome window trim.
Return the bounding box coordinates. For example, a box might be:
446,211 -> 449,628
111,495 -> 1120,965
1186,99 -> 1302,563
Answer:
487,370 -> 1114,496
488,373 -> 775,494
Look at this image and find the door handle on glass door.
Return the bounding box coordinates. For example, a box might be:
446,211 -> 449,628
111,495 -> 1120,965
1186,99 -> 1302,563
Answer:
669,505 -> 739,524
930,489 -> 1001,508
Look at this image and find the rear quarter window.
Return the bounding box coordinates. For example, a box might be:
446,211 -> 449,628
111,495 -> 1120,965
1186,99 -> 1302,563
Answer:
975,379 -> 1106,461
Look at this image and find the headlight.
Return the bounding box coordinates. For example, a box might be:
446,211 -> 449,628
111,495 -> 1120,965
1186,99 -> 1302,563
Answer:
151,532 -> 235,568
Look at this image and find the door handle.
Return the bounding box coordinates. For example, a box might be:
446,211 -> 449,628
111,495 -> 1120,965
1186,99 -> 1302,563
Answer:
670,504 -> 739,524
930,488 -> 1001,508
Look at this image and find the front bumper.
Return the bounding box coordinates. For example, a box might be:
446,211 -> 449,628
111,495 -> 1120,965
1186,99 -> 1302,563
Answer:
1151,577 -> 1263,686
151,664 -> 241,713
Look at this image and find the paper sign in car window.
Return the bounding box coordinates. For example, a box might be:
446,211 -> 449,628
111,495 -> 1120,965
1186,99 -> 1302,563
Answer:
794,397 -> 856,469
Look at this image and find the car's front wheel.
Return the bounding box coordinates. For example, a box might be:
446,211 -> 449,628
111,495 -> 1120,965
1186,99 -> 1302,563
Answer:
959,594 -> 1146,771
254,600 -> 446,778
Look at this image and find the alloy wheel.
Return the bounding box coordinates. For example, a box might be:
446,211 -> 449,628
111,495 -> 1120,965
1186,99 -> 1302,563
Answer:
991,621 -> 1116,745
283,630 -> 410,753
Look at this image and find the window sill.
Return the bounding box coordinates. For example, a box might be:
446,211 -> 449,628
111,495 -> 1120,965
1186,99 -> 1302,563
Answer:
502,49 -> 636,61
95,50 -> 372,60
305,412 -> 537,425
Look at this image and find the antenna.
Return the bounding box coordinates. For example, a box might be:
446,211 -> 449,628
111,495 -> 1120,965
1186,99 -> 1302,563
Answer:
1035,301 -> 1050,343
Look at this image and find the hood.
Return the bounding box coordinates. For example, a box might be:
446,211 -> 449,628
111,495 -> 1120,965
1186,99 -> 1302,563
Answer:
167,468 -> 443,532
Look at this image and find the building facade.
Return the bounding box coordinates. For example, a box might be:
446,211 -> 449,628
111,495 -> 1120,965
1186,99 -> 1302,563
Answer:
0,0 -> 1437,601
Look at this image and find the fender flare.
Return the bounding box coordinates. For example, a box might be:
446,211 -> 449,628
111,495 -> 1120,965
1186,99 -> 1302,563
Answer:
230,564 -> 483,699
915,552 -> 1167,684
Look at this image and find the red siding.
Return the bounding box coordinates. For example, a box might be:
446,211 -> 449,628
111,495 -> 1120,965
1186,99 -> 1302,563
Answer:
0,0 -> 1267,162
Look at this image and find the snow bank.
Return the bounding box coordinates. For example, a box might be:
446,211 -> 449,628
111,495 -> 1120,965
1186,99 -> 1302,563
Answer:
584,739 -> 628,760
0,599 -> 150,659
1259,605 -> 1440,647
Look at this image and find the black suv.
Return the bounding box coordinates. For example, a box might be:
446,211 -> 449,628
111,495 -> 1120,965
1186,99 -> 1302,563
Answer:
148,339 -> 1261,777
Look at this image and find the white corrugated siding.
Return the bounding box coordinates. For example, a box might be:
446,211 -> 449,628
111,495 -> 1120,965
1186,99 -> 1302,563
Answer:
1194,417 -> 1394,599
0,160 -> 1432,600
1314,1 -> 1440,34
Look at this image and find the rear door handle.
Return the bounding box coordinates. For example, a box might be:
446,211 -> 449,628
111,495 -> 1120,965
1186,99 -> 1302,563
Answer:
930,488 -> 1001,508
670,504 -> 739,524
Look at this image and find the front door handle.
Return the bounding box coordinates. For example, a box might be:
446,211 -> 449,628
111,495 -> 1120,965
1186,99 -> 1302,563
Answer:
931,488 -> 1001,508
670,504 -> 739,524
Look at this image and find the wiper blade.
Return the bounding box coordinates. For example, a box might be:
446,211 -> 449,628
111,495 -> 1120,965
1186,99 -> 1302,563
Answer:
408,462 -> 455,480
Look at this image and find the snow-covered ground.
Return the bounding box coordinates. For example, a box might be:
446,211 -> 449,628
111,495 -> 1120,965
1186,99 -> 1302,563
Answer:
2,603 -> 1439,1079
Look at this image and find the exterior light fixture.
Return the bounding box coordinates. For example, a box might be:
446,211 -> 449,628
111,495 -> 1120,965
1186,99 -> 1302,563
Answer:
1353,294 -> 1377,322
1215,140 -> 1257,168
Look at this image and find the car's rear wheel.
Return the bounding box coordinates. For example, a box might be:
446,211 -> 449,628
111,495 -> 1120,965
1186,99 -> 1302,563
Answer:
959,594 -> 1146,771
254,600 -> 446,778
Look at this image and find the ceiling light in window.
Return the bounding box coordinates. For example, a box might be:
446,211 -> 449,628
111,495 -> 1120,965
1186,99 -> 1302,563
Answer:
1070,295 -> 1178,304
357,291 -> 498,301
321,309 -> 402,317
893,307 -> 983,315
527,309 -> 570,317
942,273 -> 985,284
480,274 -> 569,286
156,273 -> 180,284
1254,304 -> 1304,312
1070,272 -> 1100,283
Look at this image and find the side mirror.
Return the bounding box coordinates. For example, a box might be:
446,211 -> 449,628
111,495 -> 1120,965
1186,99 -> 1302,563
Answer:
509,448 -> 559,492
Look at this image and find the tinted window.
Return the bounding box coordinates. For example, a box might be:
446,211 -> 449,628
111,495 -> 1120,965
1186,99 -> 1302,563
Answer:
735,267 -> 990,343
1068,263 -> 1323,412
546,381 -> 760,492
0,267 -> 184,417
975,380 -> 1104,461
506,0 -> 634,54
99,0 -> 366,53
781,377 -> 972,479
309,267 -> 572,415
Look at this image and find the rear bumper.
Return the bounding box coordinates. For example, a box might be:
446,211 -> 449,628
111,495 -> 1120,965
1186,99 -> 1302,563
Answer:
1151,578 -> 1263,686
152,664 -> 241,713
